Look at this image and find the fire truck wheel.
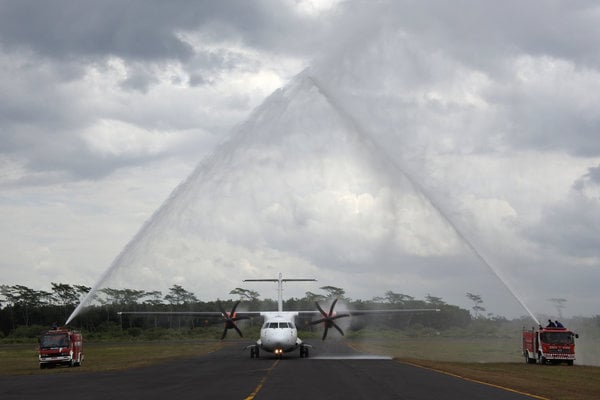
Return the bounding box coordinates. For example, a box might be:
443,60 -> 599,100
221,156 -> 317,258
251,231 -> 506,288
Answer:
524,353 -> 535,364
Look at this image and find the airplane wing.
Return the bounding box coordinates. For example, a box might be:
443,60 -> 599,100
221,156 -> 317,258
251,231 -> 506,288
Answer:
117,301 -> 261,340
116,311 -> 262,317
296,299 -> 440,340
295,308 -> 440,316
117,298 -> 440,341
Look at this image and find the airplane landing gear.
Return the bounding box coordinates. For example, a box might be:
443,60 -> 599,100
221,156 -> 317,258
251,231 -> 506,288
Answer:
250,346 -> 260,359
299,346 -> 309,358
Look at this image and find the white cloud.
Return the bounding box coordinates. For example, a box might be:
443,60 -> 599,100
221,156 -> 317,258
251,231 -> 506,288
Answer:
293,0 -> 343,16
82,119 -> 186,157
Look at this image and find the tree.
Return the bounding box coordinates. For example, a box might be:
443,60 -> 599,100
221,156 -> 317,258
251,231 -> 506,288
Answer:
100,288 -> 147,306
320,286 -> 346,299
304,291 -> 326,302
143,291 -> 164,306
425,294 -> 446,307
164,285 -> 198,306
465,292 -> 486,318
229,288 -> 260,302
384,291 -> 414,305
3,285 -> 50,326
0,284 -> 18,329
51,283 -> 81,322
51,283 -> 79,306
73,285 -> 91,299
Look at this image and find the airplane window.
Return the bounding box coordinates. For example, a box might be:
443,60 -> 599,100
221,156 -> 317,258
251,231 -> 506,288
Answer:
279,323 -> 289,328
262,323 -> 269,329
268,323 -> 278,329
289,323 -> 296,329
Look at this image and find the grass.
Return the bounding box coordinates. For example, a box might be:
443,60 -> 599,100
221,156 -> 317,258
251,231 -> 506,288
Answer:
397,359 -> 600,400
0,340 -> 222,375
351,339 -> 600,400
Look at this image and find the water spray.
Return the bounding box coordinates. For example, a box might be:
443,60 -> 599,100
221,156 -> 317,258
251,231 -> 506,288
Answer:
67,71 -> 540,327
66,144 -> 228,324
306,73 -> 540,326
65,97 -> 286,325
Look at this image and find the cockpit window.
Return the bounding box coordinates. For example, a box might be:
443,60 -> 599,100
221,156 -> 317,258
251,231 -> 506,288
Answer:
264,322 -> 295,329
263,321 -> 296,329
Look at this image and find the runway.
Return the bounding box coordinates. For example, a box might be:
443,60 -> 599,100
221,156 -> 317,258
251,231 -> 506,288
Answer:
0,340 -> 540,400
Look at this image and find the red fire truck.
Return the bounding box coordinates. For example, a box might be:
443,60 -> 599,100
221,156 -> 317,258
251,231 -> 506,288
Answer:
522,325 -> 578,365
38,327 -> 84,369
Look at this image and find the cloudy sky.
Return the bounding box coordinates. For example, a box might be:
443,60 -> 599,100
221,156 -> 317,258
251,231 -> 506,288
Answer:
1,1 -> 599,319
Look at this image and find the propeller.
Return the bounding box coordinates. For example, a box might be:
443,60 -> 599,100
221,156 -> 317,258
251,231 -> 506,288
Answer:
218,301 -> 250,340
310,298 -> 350,340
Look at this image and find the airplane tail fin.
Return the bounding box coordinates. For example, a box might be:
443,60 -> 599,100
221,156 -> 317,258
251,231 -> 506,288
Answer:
244,273 -> 316,312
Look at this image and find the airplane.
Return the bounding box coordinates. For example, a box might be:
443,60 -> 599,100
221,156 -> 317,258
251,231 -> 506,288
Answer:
118,273 -> 440,359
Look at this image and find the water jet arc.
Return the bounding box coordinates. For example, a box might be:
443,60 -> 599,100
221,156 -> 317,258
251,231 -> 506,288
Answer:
306,74 -> 540,325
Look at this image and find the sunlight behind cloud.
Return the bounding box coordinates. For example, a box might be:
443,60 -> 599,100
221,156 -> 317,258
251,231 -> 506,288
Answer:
294,0 -> 343,16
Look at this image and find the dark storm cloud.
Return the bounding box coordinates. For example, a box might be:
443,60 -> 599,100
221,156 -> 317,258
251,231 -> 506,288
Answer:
0,1 -> 191,61
319,1 -> 600,158
574,164 -> 600,190
491,90 -> 600,157
529,196 -> 600,258
584,164 -> 600,184
0,0 -> 309,62
525,165 -> 600,258
0,0 -> 316,182
427,1 -> 600,157
380,0 -> 600,69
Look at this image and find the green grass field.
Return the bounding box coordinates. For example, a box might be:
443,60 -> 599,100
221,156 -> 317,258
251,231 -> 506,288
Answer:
0,340 -> 222,375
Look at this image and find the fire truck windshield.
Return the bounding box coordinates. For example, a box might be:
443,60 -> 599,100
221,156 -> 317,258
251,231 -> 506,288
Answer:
540,331 -> 573,344
40,333 -> 69,348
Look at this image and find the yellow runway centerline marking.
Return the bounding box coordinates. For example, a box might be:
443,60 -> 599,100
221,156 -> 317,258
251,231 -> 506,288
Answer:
244,359 -> 280,400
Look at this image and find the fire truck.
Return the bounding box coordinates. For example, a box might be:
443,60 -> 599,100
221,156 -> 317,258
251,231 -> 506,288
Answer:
522,325 -> 578,365
38,326 -> 84,369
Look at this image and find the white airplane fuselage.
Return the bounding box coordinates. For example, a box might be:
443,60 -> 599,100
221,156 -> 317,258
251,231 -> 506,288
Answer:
256,312 -> 303,355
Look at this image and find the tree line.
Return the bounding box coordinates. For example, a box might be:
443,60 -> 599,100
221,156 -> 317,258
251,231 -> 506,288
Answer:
1,282 -> 487,338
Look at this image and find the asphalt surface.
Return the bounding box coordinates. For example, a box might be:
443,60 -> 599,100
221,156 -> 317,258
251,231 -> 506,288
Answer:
1,340 -> 540,400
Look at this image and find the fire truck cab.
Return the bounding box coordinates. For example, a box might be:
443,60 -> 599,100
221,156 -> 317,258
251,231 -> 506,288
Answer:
522,325 -> 578,365
38,327 -> 84,369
